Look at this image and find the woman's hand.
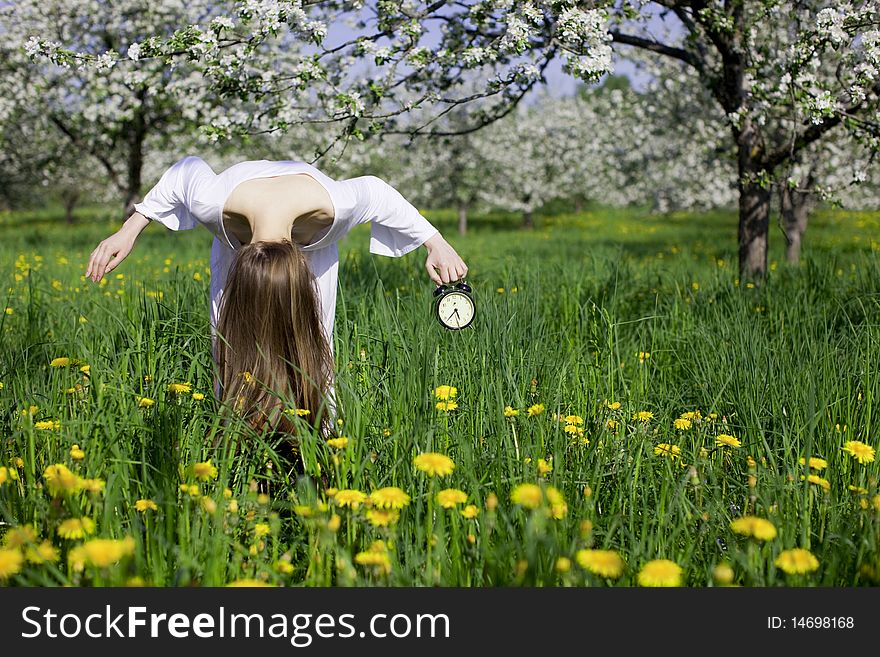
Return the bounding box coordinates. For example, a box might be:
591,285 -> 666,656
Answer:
86,212 -> 151,283
424,232 -> 468,285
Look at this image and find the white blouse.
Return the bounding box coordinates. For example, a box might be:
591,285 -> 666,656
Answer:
133,155 -> 440,407
133,155 -> 439,257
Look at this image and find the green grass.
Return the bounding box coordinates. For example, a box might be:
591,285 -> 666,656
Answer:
1,202 -> 879,586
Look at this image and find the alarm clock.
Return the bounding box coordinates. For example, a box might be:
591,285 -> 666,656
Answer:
433,281 -> 475,330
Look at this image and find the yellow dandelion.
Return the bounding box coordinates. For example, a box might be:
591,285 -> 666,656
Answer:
637,559 -> 683,587
25,540 -> 60,565
191,392 -> 205,401
226,579 -> 276,587
201,497 -> 217,514
633,411 -> 653,422
436,488 -> 468,509
637,351 -> 651,363
0,466 -> 20,486
254,523 -> 271,539
798,456 -> 827,470
842,441 -> 876,464
576,549 -> 625,579
775,548 -> 819,575
365,509 -> 400,527
413,452 -> 455,477
674,418 -> 692,431
0,548 -> 24,580
334,489 -> 367,509
434,385 -> 458,400
715,434 -> 741,448
730,516 -> 778,541
369,486 -> 411,509
848,485 -> 868,495
713,563 -> 735,585
526,403 -> 545,417
564,415 -> 584,425
546,486 -> 567,519
606,419 -> 619,431
801,474 -> 831,492
50,357 -> 72,367
503,406 -> 519,417
680,411 -> 702,421
435,400 -> 458,411
135,499 -> 158,512
326,437 -> 349,449
34,420 -> 61,431
605,400 -> 621,411
460,504 -> 479,519
167,382 -> 192,394
654,443 -> 681,459
79,478 -> 105,494
510,483 -> 542,509
285,408 -> 311,417
69,537 -> 136,570
137,396 -> 155,408
43,463 -> 81,495
537,458 -> 553,475
69,444 -> 85,460
191,460 -> 218,482
57,517 -> 96,540
274,560 -> 295,575
3,525 -> 38,549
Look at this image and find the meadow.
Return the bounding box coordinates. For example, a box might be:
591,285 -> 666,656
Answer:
1,203 -> 879,586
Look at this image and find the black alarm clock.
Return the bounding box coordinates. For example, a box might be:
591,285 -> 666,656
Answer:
433,281 -> 475,330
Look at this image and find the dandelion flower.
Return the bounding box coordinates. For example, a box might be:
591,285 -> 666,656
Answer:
654,443 -> 681,459
801,474 -> 831,492
254,523 -> 271,539
201,497 -> 217,514
79,478 -> 105,494
842,441 -> 875,464
413,452 -> 455,477
526,403 -> 545,417
69,444 -> 85,460
167,382 -> 192,394
798,457 -> 828,470
633,411 -> 653,422
434,385 -> 457,400
25,540 -> 59,565
637,559 -> 683,587
715,434 -> 741,448
369,487 -> 411,509
537,458 -> 553,475
730,516 -> 777,541
606,419 -> 619,431
576,549 -> 625,579
355,549 -> 391,575
775,548 -> 819,575
68,537 -> 135,570
50,357 -> 72,367
285,408 -> 310,417
460,504 -> 479,519
637,351 -> 651,363
0,548 -> 24,580
326,437 -> 349,449
436,488 -> 468,509
713,563 -> 735,585
503,406 -> 519,417
510,483 -> 542,509
0,467 -> 20,486
674,418 -> 692,431
135,499 -> 158,512
435,400 -> 458,411
334,489 -> 367,509
564,415 -> 584,425
191,392 -> 205,401
191,460 -> 218,482
34,420 -> 61,431
226,579 -> 276,587
137,397 -> 155,408
365,509 -> 400,527
605,400 -> 621,411
679,410 -> 701,421
43,464 -> 81,495
3,525 -> 37,549
545,486 -> 567,519
57,517 -> 96,540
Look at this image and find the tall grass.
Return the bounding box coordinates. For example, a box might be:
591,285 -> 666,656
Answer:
0,204 -> 878,586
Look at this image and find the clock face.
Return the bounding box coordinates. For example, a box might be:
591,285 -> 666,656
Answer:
437,291 -> 475,329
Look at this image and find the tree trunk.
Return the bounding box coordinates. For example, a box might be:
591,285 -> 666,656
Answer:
457,201 -> 468,236
737,120 -> 770,283
63,190 -> 79,225
778,182 -> 815,265
574,197 -> 584,213
123,91 -> 148,219
522,209 -> 534,230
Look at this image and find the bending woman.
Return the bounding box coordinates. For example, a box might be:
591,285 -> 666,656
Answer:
84,156 -> 468,438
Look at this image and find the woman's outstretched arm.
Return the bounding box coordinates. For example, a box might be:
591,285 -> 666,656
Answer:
85,211 -> 150,282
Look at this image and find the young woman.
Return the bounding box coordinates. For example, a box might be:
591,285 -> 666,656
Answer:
85,156 -> 468,438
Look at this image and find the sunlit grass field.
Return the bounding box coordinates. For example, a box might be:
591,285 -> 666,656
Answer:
1,203 -> 879,586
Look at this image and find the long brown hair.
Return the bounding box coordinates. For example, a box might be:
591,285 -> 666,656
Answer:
215,239 -> 334,441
